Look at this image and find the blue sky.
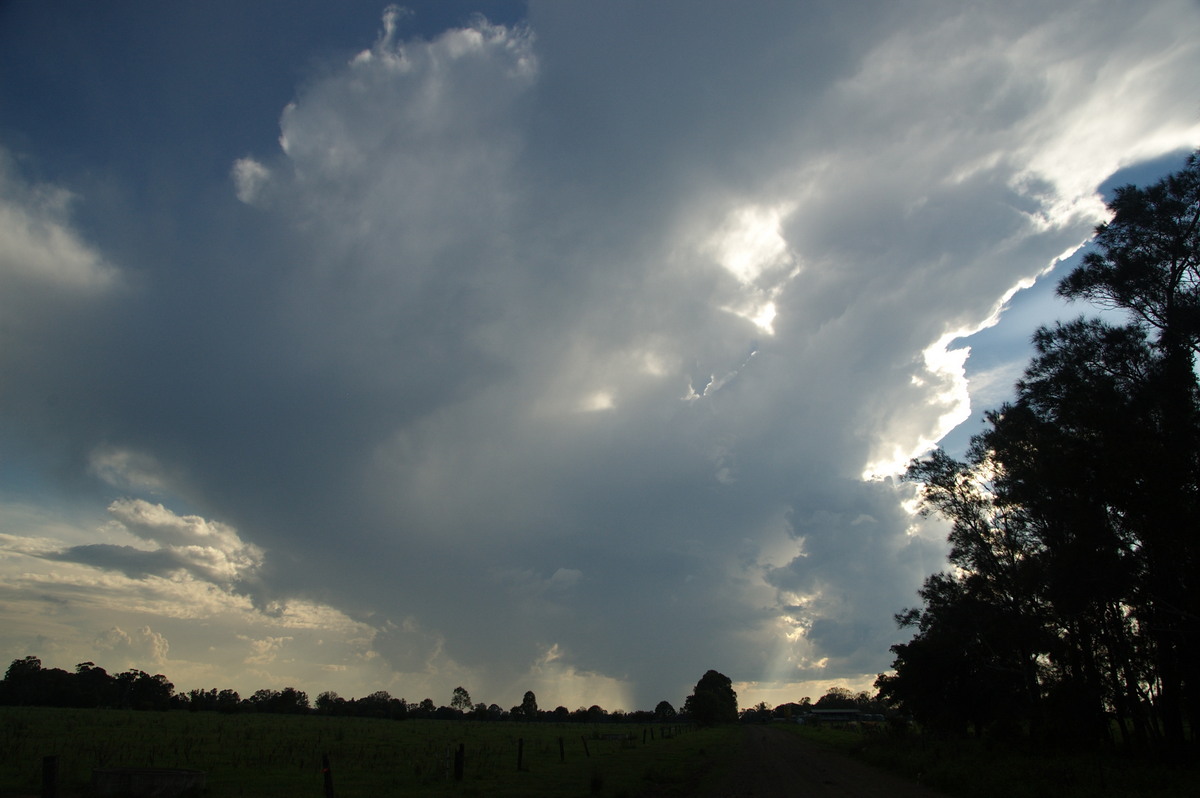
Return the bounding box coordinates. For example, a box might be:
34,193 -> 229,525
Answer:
1,0 -> 1197,712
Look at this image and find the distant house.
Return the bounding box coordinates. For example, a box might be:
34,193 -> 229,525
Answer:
804,708 -> 861,725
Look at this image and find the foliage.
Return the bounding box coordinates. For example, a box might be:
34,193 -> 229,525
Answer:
520,690 -> 538,720
0,656 -> 174,711
683,670 -> 738,724
881,151 -> 1200,756
450,685 -> 472,712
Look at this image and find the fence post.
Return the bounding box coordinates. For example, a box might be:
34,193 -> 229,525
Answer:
41,755 -> 57,798
580,735 -> 590,758
454,743 -> 464,781
322,753 -> 335,798
558,737 -> 565,763
517,738 -> 524,772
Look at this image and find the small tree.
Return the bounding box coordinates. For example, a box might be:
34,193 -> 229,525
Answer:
521,690 -> 538,719
316,691 -> 345,714
450,686 -> 472,712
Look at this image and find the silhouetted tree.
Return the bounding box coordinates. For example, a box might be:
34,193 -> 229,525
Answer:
246,688 -> 280,711
654,700 -> 677,720
814,687 -> 856,709
316,691 -> 345,715
521,690 -> 538,719
2,656 -> 44,705
885,149 -> 1200,755
1056,152 -> 1200,750
877,572 -> 1034,737
450,686 -> 472,712
215,689 -> 240,713
74,662 -> 113,708
684,670 -> 738,724
114,670 -> 173,711
1,657 -> 78,707
773,701 -> 806,720
276,687 -> 310,713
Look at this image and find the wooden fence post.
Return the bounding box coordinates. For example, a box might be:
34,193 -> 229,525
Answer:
580,735 -> 590,758
517,738 -> 524,772
558,737 -> 565,763
454,743 -> 465,781
322,753 -> 335,798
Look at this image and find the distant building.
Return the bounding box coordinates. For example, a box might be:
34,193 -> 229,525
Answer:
804,708 -> 861,725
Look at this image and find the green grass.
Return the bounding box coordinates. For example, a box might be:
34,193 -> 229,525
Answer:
0,707 -> 741,797
778,723 -> 1197,798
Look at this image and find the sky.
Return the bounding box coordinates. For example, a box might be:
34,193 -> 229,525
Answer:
1,0 -> 1198,713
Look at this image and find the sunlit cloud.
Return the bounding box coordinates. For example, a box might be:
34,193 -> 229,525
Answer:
0,0 -> 1197,710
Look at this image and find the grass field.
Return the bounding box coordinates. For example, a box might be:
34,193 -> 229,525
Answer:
779,723 -> 1198,798
0,707 -> 741,797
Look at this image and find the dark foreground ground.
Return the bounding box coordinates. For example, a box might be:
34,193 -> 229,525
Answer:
693,725 -> 949,798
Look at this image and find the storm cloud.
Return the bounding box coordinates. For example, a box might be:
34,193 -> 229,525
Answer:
0,0 -> 1197,709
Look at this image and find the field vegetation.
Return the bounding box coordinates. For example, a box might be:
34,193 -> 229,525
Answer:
0,706 -> 739,797
782,722 -> 1197,798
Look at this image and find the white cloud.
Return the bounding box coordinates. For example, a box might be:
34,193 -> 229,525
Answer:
240,634 -> 291,665
98,499 -> 264,586
231,157 -> 270,205
93,625 -> 169,667
0,149 -> 118,348
0,153 -> 115,293
89,447 -> 173,493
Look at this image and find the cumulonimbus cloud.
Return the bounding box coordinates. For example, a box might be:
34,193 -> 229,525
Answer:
0,1 -> 1198,709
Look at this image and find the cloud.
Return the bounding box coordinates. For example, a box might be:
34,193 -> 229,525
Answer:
44,500 -> 264,590
239,634 -> 292,666
0,150 -> 121,437
0,1 -> 1198,710
0,151 -> 116,295
94,625 -> 169,667
0,500 -> 382,698
88,447 -> 176,495
231,157 -> 270,205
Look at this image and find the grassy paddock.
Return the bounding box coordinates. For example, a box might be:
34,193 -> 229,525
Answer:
0,707 -> 740,797
778,723 -> 1196,798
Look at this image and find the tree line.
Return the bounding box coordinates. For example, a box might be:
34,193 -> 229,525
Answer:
0,656 -> 711,723
877,151 -> 1200,758
2,656 -> 877,729
0,656 -> 674,721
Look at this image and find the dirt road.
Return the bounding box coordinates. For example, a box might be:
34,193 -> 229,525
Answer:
692,725 -> 950,798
